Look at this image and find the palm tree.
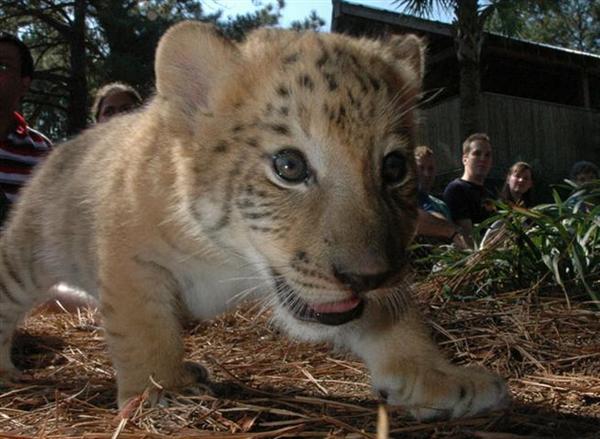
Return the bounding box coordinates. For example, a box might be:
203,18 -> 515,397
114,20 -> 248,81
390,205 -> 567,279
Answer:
393,0 -> 528,141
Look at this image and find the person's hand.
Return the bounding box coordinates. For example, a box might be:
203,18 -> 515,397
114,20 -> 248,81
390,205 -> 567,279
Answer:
451,229 -> 471,250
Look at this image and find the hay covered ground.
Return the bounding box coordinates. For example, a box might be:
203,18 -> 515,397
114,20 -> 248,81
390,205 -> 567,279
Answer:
1,281 -> 599,438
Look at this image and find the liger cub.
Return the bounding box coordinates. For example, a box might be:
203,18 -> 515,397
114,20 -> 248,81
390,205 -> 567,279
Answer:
0,22 -> 509,420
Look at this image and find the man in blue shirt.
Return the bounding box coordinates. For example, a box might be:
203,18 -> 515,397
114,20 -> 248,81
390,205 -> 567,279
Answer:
414,146 -> 467,248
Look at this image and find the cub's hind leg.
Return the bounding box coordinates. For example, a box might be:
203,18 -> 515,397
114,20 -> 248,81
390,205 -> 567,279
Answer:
100,256 -> 208,408
0,241 -> 57,379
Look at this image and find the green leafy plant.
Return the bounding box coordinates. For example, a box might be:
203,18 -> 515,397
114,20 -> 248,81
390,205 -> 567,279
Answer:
412,180 -> 600,306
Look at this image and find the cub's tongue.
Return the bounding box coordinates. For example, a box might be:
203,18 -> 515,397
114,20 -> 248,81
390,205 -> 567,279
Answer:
309,297 -> 360,314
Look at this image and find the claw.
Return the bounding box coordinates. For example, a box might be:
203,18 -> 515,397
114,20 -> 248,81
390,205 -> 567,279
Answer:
183,361 -> 209,384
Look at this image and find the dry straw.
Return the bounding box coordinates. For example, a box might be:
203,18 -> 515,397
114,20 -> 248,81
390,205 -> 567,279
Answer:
1,280 -> 599,438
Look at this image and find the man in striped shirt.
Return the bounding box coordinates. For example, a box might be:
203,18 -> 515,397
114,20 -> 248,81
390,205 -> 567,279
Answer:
0,32 -> 52,215
0,34 -> 89,312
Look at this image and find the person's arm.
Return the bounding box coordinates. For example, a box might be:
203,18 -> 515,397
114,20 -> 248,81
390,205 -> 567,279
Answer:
454,218 -> 474,248
417,209 -> 469,249
417,209 -> 455,238
443,183 -> 474,248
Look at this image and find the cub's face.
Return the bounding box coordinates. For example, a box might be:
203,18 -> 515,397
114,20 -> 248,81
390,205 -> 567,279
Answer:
172,29 -> 422,327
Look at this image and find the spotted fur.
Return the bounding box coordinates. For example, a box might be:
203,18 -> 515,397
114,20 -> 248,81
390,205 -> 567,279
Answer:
0,22 -> 508,419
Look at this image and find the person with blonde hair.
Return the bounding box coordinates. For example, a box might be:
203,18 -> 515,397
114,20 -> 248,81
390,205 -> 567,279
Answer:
414,145 -> 467,248
91,81 -> 142,123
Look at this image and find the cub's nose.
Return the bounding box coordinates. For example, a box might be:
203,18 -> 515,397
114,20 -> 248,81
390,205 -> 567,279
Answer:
333,266 -> 391,294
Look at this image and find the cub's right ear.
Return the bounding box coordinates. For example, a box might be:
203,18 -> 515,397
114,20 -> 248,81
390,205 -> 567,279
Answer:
155,21 -> 239,116
386,34 -> 426,91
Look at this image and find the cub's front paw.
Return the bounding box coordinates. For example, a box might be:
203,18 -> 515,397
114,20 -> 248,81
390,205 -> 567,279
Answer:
375,365 -> 510,421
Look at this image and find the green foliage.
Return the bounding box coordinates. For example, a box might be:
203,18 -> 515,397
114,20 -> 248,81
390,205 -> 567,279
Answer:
218,0 -> 284,41
414,181 -> 600,306
290,10 -> 326,31
0,0 -> 323,139
392,0 -> 456,18
486,0 -> 599,53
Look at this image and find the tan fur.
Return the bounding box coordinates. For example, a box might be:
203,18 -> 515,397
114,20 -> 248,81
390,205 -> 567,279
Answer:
0,22 -> 508,419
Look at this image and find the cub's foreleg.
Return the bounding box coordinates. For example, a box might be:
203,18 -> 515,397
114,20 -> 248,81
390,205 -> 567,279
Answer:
100,256 -> 208,408
347,308 -> 509,420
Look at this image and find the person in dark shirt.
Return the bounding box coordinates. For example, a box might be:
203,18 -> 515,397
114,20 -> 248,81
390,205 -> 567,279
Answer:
566,160 -> 599,213
443,133 -> 495,243
569,161 -> 598,186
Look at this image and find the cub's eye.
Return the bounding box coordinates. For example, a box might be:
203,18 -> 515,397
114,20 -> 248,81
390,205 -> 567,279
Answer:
382,152 -> 407,185
272,149 -> 309,183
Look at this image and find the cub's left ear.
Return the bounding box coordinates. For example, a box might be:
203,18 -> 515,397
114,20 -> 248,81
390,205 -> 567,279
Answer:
386,34 -> 426,90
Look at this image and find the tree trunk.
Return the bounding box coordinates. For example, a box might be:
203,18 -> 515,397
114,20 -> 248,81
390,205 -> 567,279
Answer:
454,0 -> 483,141
67,0 -> 88,135
92,0 -> 160,93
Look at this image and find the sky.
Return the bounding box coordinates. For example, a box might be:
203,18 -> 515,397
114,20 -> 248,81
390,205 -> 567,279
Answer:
203,1 -> 453,31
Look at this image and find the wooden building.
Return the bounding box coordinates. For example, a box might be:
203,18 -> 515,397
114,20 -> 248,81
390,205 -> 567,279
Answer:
331,1 -> 600,195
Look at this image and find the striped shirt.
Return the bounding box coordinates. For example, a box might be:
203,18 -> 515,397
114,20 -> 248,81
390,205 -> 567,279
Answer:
0,112 -> 52,204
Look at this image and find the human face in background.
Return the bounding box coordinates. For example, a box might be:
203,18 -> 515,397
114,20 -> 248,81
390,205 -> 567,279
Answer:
416,154 -> 436,193
97,91 -> 138,123
463,140 -> 492,183
0,42 -> 30,120
508,167 -> 533,199
575,171 -> 597,186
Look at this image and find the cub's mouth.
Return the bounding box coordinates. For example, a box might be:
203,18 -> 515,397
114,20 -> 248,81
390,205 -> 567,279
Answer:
272,274 -> 365,326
